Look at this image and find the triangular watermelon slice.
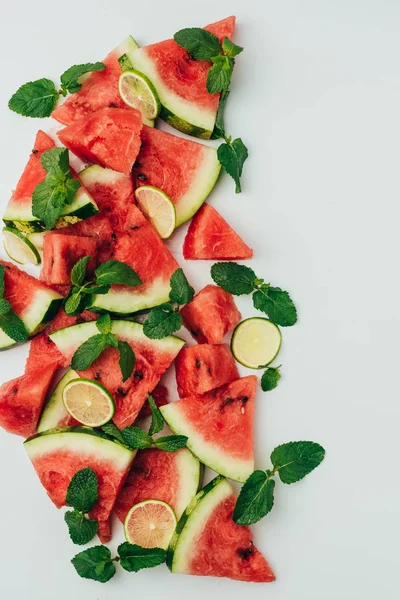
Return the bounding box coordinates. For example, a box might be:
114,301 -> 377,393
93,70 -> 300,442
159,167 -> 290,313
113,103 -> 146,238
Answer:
41,233 -> 98,285
161,376 -> 257,482
168,475 -> 275,583
127,17 -> 236,138
183,203 -> 253,259
52,36 -> 139,125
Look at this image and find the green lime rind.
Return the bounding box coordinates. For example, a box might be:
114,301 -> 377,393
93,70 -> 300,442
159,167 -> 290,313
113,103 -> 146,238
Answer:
62,378 -> 116,427
231,317 -> 282,369
2,226 -> 41,265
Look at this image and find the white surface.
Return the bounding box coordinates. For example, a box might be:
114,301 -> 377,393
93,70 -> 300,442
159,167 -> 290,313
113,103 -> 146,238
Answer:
0,1 -> 399,598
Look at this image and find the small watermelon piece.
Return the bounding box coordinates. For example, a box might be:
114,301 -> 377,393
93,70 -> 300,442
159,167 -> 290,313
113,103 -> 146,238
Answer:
183,204 -> 253,260
37,370 -> 80,432
127,17 -> 236,138
133,125 -> 221,227
24,427 -> 136,542
52,36 -> 139,125
161,376 -> 257,482
180,284 -> 241,344
58,107 -> 143,174
41,233 -> 97,285
175,343 -> 239,397
49,213 -> 114,264
114,447 -> 201,522
168,475 -> 275,583
137,383 -> 169,419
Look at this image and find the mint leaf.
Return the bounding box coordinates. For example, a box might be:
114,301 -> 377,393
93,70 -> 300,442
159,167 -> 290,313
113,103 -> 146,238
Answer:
121,426 -> 153,450
71,334 -> 110,371
210,262 -> 257,295
32,181 -> 66,229
0,298 -> 12,315
80,284 -> 110,295
118,340 -> 135,382
64,288 -> 85,316
217,138 -> 248,193
0,310 -> 28,343
0,264 -> 5,298
60,62 -> 106,94
153,435 -> 188,452
66,467 -> 99,513
96,313 -> 112,334
212,89 -> 230,139
65,510 -> 98,545
95,259 -> 142,287
207,55 -> 233,94
71,546 -> 115,583
261,366 -> 281,392
148,393 -> 164,436
253,286 -> 297,327
233,471 -> 275,525
40,147 -> 69,172
143,306 -> 182,339
270,441 -> 325,484
102,421 -> 125,444
169,268 -> 194,305
174,28 -> 221,61
118,543 -> 166,572
8,78 -> 59,118
222,37 -> 244,58
71,256 -> 92,287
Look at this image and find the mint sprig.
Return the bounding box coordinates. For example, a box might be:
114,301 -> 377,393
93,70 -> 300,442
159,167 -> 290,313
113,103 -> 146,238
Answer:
103,421 -> 187,453
65,468 -> 99,545
261,365 -> 282,392
0,264 -> 28,343
217,137 -> 248,194
147,393 -> 164,435
60,62 -> 106,95
118,543 -> 166,572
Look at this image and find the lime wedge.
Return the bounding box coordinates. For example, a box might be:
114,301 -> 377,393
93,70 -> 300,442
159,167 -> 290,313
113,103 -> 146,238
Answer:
119,69 -> 160,121
3,227 -> 41,265
124,499 -> 177,550
135,185 -> 176,239
62,378 -> 115,427
231,318 -> 282,369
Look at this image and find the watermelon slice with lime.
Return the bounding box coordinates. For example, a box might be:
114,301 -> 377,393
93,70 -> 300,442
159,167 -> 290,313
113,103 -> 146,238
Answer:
127,17 -> 236,138
133,125 -> 220,227
24,427 -> 136,543
52,36 -> 139,125
3,131 -> 98,233
183,204 -> 253,260
161,376 -> 257,482
168,475 -> 275,583
41,233 -> 97,285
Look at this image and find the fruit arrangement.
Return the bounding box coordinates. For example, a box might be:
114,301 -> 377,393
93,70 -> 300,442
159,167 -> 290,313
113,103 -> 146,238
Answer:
0,16 -> 325,585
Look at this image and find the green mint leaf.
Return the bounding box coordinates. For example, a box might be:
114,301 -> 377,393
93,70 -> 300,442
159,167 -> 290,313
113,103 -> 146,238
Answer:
71,334 -> 110,371
0,264 -> 5,298
60,62 -> 106,94
261,366 -> 281,392
95,260 -> 142,287
0,298 -> 12,315
121,426 -> 153,450
217,137 -> 248,193
153,435 -> 188,452
66,467 -> 99,513
118,340 -> 135,382
71,256 -> 92,287
102,421 -> 125,444
211,89 -> 230,139
222,37 -> 244,58
64,288 -> 85,316
207,55 -> 233,94
210,262 -> 257,295
0,310 -> 28,343
104,332 -> 118,348
233,471 -> 275,525
80,284 -> 110,295
147,393 -> 164,436
65,510 -> 98,545
96,313 -> 112,334
173,28 -> 221,61
32,181 -> 65,229
40,147 -> 69,172
270,441 -> 325,484
169,268 -> 195,305
118,542 -> 166,572
8,78 -> 59,118
64,177 -> 81,205
71,546 -> 115,583
143,306 -> 182,339
253,286 -> 297,327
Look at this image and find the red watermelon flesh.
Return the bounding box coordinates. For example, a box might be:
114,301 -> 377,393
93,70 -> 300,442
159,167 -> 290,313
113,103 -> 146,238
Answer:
137,383 -> 169,419
58,107 -> 143,174
50,213 -> 115,263
183,204 -> 253,260
41,233 -> 97,285
175,344 -> 239,397
180,284 -> 241,344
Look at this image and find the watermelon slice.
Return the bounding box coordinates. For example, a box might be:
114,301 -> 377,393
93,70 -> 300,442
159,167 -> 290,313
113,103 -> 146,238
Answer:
133,125 -> 221,227
183,204 -> 253,260
41,233 -> 97,285
24,427 -> 136,543
180,284 -> 241,344
52,36 -> 139,125
3,131 -> 99,233
49,320 -> 185,428
58,107 -> 143,174
37,370 -> 80,433
0,260 -> 62,349
167,475 -> 275,583
161,376 -> 257,482
114,447 -> 201,522
127,17 -> 236,138
175,343 -> 239,397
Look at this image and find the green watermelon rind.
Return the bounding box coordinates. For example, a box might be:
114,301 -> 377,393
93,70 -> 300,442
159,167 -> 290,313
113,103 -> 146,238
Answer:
159,106 -> 212,140
37,369 -> 79,433
88,279 -> 173,315
173,449 -> 204,518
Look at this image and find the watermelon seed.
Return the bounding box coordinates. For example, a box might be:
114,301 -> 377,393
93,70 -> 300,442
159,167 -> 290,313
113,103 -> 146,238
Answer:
32,148 -> 39,154
94,371 -> 101,380
195,359 -> 201,368
237,543 -> 254,560
117,387 -> 127,396
137,173 -> 148,181
134,371 -> 144,380
109,103 -> 117,108
130,225 -> 139,230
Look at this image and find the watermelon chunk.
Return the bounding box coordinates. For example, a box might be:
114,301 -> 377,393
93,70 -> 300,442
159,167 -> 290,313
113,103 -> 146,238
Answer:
161,376 -> 257,482
58,107 -> 143,174
168,475 -> 275,583
41,233 -> 97,285
180,284 -> 241,344
183,204 -> 253,260
52,36 -> 139,125
24,427 -> 136,542
175,344 -> 239,397
133,125 -> 221,227
127,17 -> 236,138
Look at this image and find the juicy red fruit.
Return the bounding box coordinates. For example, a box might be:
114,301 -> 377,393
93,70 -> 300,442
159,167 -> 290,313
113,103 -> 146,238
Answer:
41,233 -> 97,285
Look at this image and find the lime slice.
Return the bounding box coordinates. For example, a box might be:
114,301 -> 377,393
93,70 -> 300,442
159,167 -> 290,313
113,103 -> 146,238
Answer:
118,69 -> 161,120
124,500 -> 177,550
27,231 -> 46,252
3,227 -> 41,265
231,318 -> 282,369
62,378 -> 115,427
135,186 -> 176,239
